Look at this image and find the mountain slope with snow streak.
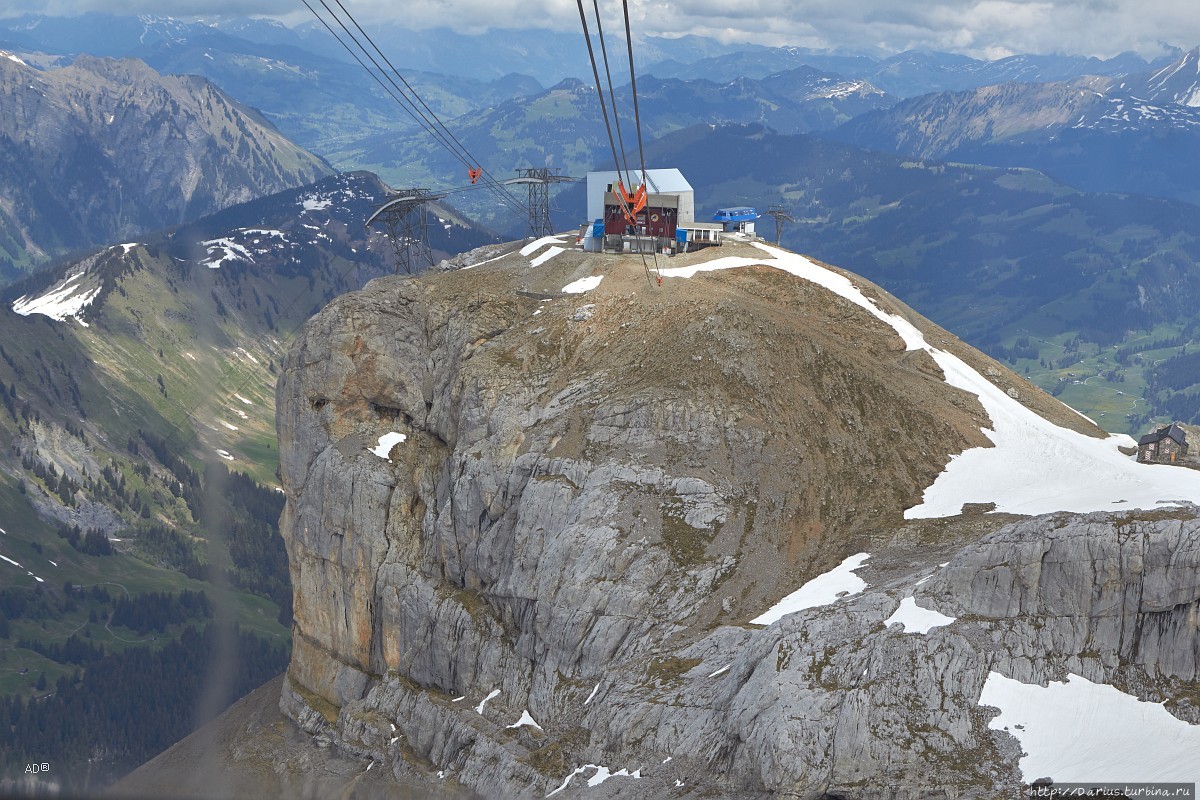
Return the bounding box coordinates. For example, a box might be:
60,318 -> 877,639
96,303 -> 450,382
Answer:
660,241 -> 1200,518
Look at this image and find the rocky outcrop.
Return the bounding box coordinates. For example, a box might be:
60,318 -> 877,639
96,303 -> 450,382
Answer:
276,240 -> 1198,797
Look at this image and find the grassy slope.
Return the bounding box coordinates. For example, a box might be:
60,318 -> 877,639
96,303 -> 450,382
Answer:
0,172 -> 499,702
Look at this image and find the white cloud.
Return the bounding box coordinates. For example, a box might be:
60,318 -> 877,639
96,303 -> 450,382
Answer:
1,1 -> 1194,60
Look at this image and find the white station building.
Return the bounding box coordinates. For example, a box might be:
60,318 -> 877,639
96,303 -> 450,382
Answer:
585,168 -> 695,226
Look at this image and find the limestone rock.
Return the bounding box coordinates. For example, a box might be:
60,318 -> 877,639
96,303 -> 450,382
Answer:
275,241 -> 1194,797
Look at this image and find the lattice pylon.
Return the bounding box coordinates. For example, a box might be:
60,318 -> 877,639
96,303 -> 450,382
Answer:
365,189 -> 445,274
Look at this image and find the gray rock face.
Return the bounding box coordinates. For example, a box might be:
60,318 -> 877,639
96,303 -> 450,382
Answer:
276,244 -> 1199,797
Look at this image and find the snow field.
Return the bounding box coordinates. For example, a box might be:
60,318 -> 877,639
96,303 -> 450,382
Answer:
506,710 -> 543,731
200,238 -> 253,268
562,275 -> 603,294
12,271 -> 102,325
547,765 -> 641,796
475,689 -> 500,715
530,246 -> 565,267
980,672 -> 1200,782
519,235 -> 566,256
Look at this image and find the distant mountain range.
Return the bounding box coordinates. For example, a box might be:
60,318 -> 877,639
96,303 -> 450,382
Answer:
346,69 -> 893,229
0,52 -> 331,280
5,11 -> 1200,429
829,47 -> 1200,205
0,14 -> 549,157
643,46 -> 1171,95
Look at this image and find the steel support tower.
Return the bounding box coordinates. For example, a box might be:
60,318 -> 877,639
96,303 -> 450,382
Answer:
765,204 -> 796,245
365,189 -> 447,274
504,168 -> 578,239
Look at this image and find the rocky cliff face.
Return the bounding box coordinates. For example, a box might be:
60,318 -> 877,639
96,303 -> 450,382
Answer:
275,238 -> 1200,797
0,54 -> 331,277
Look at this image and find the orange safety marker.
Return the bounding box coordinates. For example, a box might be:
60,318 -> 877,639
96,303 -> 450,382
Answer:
468,167 -> 483,184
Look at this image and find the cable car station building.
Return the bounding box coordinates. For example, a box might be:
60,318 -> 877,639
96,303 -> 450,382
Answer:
587,169 -> 722,253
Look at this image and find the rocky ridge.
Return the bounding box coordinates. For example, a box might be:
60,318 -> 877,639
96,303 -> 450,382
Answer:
272,237 -> 1200,797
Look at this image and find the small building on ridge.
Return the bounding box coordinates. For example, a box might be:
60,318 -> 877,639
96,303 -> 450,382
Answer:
1137,422 -> 1189,464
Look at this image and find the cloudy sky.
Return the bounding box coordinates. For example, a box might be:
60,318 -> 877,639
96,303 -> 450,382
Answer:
3,0 -> 1194,60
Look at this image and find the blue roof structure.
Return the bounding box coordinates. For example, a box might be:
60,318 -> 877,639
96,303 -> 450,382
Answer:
713,207 -> 758,222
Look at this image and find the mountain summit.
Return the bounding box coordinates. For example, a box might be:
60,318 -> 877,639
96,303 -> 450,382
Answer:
192,235 -> 1200,797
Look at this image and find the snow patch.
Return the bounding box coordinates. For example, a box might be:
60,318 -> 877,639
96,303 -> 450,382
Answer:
547,764 -> 642,796
200,238 -> 252,269
907,346 -> 1200,517
520,235 -> 565,256
707,664 -> 731,678
301,195 -> 333,212
583,683 -> 599,705
370,432 -> 407,461
980,672 -> 1200,782
234,394 -> 253,405
215,449 -> 234,461
751,552 -> 870,626
0,554 -> 21,568
530,246 -> 565,267
506,710 -> 543,731
885,596 -> 956,634
475,689 -> 500,715
12,271 -> 102,326
562,275 -> 603,294
2,51 -> 26,66
219,421 -> 239,431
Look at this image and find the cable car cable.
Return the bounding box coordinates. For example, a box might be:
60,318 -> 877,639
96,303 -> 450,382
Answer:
323,0 -> 528,217
620,0 -> 660,282
304,0 -> 528,221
